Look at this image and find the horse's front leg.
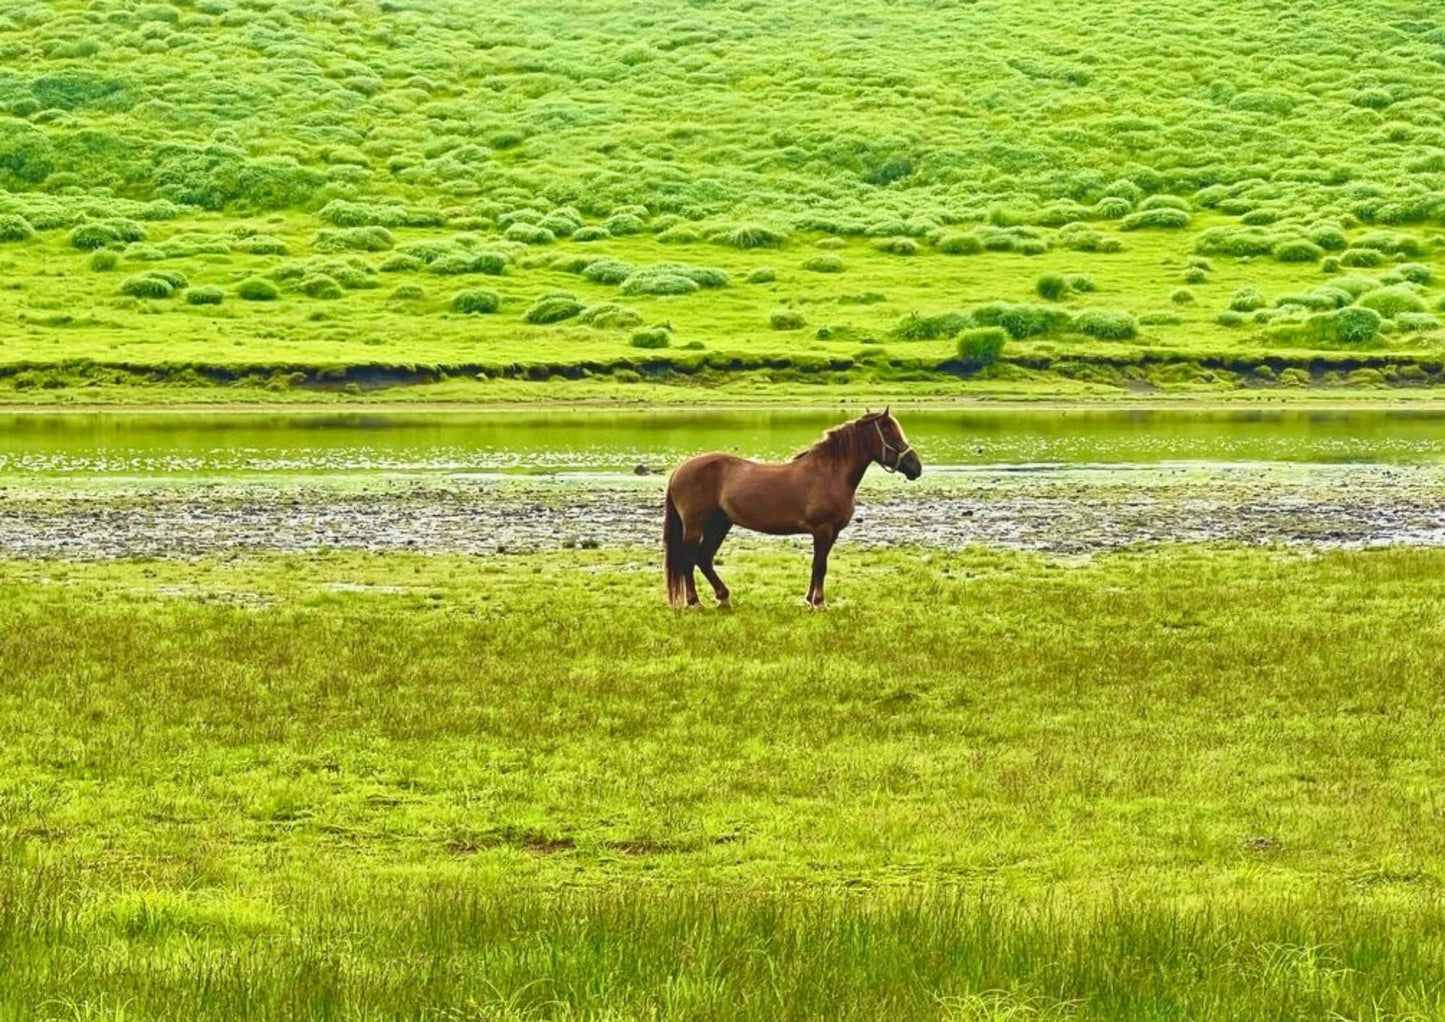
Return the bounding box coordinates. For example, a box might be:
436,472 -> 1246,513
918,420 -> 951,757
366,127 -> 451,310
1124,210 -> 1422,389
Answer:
807,528 -> 836,609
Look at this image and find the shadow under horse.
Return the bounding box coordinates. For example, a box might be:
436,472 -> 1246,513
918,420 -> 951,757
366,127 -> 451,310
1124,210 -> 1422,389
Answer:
663,408 -> 923,609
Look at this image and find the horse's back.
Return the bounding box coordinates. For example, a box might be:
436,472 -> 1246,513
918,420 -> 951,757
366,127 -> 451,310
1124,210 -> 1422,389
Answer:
668,452 -> 750,500
668,452 -> 826,536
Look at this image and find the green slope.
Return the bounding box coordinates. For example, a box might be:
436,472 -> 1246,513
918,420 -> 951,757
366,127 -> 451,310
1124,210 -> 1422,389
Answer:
2,0 -> 1445,398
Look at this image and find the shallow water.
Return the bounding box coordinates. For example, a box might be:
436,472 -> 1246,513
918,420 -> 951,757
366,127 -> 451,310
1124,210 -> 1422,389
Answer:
6,407 -> 1445,478
4,408 -> 1445,559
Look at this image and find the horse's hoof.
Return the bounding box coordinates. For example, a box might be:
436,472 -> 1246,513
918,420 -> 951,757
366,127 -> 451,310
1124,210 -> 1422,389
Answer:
717,597 -> 732,610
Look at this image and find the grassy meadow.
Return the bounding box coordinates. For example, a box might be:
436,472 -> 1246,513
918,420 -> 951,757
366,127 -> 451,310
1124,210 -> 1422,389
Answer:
4,545 -> 1445,1018
3,0 -> 1445,399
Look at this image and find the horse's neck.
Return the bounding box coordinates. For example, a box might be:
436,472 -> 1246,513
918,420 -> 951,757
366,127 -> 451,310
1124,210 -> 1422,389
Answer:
803,432 -> 871,491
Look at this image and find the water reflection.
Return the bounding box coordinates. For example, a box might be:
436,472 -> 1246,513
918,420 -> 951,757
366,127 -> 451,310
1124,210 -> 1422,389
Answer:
3,408 -> 1445,476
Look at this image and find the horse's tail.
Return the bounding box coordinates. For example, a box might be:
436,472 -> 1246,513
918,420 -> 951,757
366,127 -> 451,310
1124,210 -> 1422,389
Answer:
663,489 -> 688,607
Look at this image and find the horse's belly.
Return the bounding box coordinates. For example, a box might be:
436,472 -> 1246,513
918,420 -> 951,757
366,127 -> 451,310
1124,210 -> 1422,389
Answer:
721,494 -> 851,536
720,496 -> 809,535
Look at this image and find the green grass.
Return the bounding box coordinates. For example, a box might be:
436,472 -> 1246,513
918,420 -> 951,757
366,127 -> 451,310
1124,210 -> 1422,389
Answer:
5,545 -> 1445,1018
4,0 -> 1445,400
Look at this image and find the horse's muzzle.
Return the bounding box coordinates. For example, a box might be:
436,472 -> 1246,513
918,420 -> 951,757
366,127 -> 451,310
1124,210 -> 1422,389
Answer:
900,453 -> 923,480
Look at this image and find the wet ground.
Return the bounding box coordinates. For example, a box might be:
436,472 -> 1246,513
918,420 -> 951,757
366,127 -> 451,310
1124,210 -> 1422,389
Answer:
4,462 -> 1445,559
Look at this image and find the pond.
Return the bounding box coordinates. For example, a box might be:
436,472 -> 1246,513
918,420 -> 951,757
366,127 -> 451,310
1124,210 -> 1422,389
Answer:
3,407 -> 1445,558
5,407 -> 1445,477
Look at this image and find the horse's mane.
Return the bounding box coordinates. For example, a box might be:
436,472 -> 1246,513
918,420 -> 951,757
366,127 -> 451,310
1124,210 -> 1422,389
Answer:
791,414 -> 880,462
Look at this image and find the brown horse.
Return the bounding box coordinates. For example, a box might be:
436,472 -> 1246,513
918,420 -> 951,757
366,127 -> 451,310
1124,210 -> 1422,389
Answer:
663,408 -> 922,609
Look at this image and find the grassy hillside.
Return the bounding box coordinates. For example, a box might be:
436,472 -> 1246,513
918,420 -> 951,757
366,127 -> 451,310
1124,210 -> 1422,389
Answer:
4,0 -> 1445,398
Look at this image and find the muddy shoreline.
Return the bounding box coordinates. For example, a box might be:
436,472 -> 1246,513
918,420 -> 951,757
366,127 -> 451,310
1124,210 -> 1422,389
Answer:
4,464 -> 1445,560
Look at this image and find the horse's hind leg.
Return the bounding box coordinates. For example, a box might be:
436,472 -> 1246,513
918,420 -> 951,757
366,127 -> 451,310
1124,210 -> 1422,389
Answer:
680,519 -> 704,608
697,512 -> 733,607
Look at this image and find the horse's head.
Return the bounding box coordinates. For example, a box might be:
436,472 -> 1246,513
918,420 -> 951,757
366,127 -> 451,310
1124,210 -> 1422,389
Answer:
863,408 -> 922,480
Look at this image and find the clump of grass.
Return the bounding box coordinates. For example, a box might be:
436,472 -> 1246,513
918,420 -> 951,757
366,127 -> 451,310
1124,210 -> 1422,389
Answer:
745,267 -> 776,284
451,289 -> 499,314
630,325 -> 672,348
582,259 -> 635,285
1171,288 -> 1196,305
318,199 -> 413,227
524,295 -> 584,323
1092,196 -> 1132,219
801,255 -> 843,273
1230,287 -> 1267,312
1057,223 -> 1109,252
89,250 -> 118,272
314,226 -> 394,252
303,258 -> 375,291
427,250 -> 507,276
1182,266 -> 1209,284
865,218 -> 908,237
892,311 -> 969,341
1293,306 -> 1383,345
604,213 -> 645,236
1073,308 -> 1139,340
1035,274 -> 1069,302
379,254 -> 424,273
769,308 -> 806,330
118,273 -> 176,298
971,303 -> 1072,340
551,255 -> 597,275
69,223 -> 120,250
1338,247 -> 1385,267
124,243 -> 166,262
1396,312 -> 1441,333
935,232 -> 983,255
300,274 -> 343,300
1036,273 -> 1093,301
497,208 -> 543,228
390,284 -> 425,301
504,223 -> 555,245
185,285 -> 224,306
1309,226 -> 1349,251
956,326 -> 1006,369
656,224 -> 702,244
874,237 -> 918,256
1357,286 -> 1426,317
1383,263 -> 1431,286
1195,227 -> 1279,258
581,303 -> 643,329
724,223 -> 787,249
537,211 -> 580,237
1273,239 -> 1323,263
233,235 -> 288,256
618,264 -> 725,295
237,278 -> 279,301
0,213 -> 34,242
1326,275 -> 1379,298
1120,208 -> 1190,231
620,272 -> 699,296
572,226 -> 609,242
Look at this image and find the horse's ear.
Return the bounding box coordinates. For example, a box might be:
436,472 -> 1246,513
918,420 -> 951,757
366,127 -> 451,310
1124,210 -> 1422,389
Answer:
884,405 -> 891,417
